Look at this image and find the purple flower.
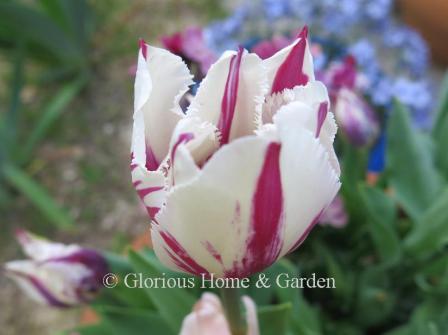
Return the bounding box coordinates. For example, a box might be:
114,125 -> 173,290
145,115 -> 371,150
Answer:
162,27 -> 218,76
251,35 -> 292,59
335,88 -> 380,147
4,230 -> 108,307
321,56 -> 358,93
262,0 -> 290,19
365,0 -> 392,21
319,195 -> 348,228
371,77 -> 394,106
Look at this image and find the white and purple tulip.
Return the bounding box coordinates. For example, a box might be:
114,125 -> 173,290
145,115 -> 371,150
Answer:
131,27 -> 341,278
321,56 -> 379,147
4,229 -> 108,307
334,88 -> 380,147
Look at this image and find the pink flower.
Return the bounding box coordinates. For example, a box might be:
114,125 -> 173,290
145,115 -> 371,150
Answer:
320,56 -> 379,147
319,195 -> 348,228
335,88 -> 380,147
321,56 -> 358,93
131,27 -> 340,278
252,35 -> 292,59
179,293 -> 259,335
162,27 -> 218,75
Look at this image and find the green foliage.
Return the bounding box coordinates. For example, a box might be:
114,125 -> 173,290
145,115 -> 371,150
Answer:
433,72 -> 448,179
0,0 -> 92,77
0,0 -> 95,229
128,250 -> 196,332
2,164 -> 74,229
359,185 -> 401,266
387,100 -> 443,221
258,303 -> 292,335
55,39 -> 448,335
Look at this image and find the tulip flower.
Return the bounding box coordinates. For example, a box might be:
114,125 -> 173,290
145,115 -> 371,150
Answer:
131,27 -> 341,279
334,88 -> 380,147
4,229 -> 108,307
179,292 -> 259,335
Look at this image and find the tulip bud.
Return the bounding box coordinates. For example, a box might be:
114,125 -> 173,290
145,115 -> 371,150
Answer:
335,88 -> 380,147
179,293 -> 259,335
4,229 -> 108,307
132,28 -> 340,278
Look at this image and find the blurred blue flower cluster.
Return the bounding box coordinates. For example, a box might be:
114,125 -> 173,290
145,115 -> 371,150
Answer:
204,0 -> 434,128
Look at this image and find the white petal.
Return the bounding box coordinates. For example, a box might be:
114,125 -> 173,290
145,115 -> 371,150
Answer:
133,44 -> 193,165
131,164 -> 166,220
242,295 -> 260,335
168,117 -> 220,167
153,136 -> 272,277
273,98 -> 340,177
152,98 -> 340,278
5,260 -> 91,306
273,108 -> 341,255
262,81 -> 328,123
263,33 -> 314,93
188,50 -> 268,142
14,229 -> 80,262
264,81 -> 340,177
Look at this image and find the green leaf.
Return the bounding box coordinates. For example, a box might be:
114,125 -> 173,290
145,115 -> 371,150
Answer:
258,303 -> 292,335
96,305 -> 174,335
409,299 -> 448,335
314,242 -> 353,302
404,187 -> 448,256
4,41 -> 25,144
20,77 -> 86,162
0,2 -> 82,63
354,267 -> 396,327
128,250 -> 195,333
70,324 -> 111,335
387,100 -> 442,220
266,260 -> 322,335
359,184 -> 402,266
383,325 -> 412,335
95,252 -> 155,309
340,144 -> 369,224
432,71 -> 448,139
2,163 -> 74,229
433,72 -> 448,179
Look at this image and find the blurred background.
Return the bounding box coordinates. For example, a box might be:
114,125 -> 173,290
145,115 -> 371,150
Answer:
0,0 -> 447,334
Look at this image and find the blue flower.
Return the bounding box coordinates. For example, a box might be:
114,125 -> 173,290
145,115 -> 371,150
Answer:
365,0 -> 393,22
262,0 -> 290,19
371,77 -> 394,107
393,79 -> 428,109
348,39 -> 376,67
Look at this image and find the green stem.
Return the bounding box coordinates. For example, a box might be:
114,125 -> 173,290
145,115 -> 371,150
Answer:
220,287 -> 246,335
